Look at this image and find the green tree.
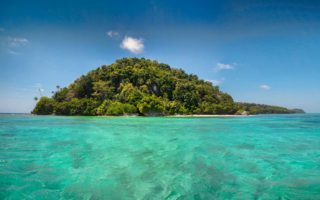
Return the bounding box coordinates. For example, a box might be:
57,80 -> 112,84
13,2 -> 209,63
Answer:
92,80 -> 114,101
53,87 -> 68,102
106,101 -> 137,115
173,82 -> 200,112
32,97 -> 55,115
118,83 -> 143,105
96,100 -> 111,115
137,95 -> 165,115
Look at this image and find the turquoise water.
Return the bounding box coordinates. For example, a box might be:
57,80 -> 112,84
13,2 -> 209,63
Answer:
0,114 -> 320,199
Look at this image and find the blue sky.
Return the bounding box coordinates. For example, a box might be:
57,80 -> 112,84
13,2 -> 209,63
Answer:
1,0 -> 320,113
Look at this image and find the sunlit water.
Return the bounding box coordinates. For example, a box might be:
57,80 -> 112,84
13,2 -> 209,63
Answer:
0,114 -> 320,199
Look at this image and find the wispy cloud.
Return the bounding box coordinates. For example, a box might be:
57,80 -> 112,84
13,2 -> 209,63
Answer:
33,83 -> 45,94
7,49 -> 19,55
6,37 -> 29,55
106,30 -> 119,38
260,84 -> 271,90
206,78 -> 225,86
8,37 -> 29,48
215,62 -> 235,71
120,36 -> 144,54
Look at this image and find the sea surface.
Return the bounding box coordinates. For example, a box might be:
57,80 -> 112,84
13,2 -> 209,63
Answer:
0,114 -> 320,200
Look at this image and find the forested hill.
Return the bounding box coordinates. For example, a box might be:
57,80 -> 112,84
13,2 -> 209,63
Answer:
236,103 -> 305,115
32,58 -> 303,116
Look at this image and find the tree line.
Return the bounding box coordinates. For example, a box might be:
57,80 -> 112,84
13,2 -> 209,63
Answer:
32,58 -> 303,116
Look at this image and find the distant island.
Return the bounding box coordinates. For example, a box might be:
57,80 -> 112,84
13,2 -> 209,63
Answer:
32,58 -> 304,116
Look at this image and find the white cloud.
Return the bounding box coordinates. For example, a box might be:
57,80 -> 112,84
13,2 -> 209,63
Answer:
106,30 -> 119,38
215,62 -> 234,71
120,36 -> 144,54
260,84 -> 271,90
8,37 -> 29,48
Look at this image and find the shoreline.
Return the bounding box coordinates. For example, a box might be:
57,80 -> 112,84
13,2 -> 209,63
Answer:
26,113 -> 253,117
166,114 -> 253,118
10,113 -> 308,117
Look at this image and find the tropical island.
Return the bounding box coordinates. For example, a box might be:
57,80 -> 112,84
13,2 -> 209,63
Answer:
32,58 -> 303,116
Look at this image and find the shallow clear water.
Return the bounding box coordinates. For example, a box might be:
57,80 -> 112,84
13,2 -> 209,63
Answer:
0,114 -> 320,199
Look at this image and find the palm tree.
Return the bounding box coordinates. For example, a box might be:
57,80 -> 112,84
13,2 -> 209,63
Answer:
34,97 -> 38,101
56,85 -> 60,90
38,88 -> 43,97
